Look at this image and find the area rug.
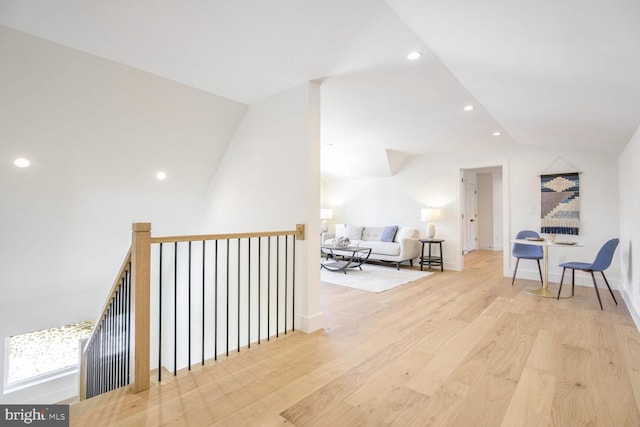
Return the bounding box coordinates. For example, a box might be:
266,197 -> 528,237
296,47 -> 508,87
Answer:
320,263 -> 432,293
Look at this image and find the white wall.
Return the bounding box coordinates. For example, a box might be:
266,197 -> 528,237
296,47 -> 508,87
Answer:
191,82 -> 322,333
323,143 -> 621,285
619,125 -> 640,327
0,27 -> 246,403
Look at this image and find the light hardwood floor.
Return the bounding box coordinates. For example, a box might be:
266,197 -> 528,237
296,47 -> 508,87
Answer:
70,250 -> 640,426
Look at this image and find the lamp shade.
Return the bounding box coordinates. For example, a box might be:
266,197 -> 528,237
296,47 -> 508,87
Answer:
421,208 -> 441,222
320,208 -> 334,220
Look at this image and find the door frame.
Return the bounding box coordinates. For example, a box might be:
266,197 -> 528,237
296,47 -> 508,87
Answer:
458,163 -> 510,275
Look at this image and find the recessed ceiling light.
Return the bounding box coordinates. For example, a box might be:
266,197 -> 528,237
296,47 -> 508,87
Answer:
14,158 -> 30,168
407,51 -> 422,61
156,171 -> 167,180
492,131 -> 501,136
463,105 -> 474,111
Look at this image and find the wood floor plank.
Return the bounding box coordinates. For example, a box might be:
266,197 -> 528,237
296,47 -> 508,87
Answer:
526,329 -> 562,375
487,310 -> 544,381
304,401 -> 369,427
500,367 -> 555,427
616,323 -> 640,409
551,344 -> 599,426
404,312 -> 500,396
279,370 -> 366,425
344,348 -> 434,414
589,346 -> 640,426
449,372 -> 518,427
429,309 -> 541,425
370,386 -> 431,427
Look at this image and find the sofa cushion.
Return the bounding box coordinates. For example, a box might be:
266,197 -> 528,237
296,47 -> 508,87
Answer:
380,225 -> 398,242
334,224 -> 348,239
362,227 -> 384,241
394,226 -> 418,242
358,241 -> 401,256
345,225 -> 364,241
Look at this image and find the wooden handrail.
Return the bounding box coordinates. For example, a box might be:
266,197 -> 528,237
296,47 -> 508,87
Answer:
86,249 -> 132,343
150,224 -> 305,243
79,249 -> 132,400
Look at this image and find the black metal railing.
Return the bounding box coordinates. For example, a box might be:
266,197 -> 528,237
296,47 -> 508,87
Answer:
79,223 -> 304,399
83,252 -> 132,399
151,231 -> 298,381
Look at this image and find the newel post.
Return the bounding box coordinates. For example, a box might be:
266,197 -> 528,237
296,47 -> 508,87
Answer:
296,224 -> 306,240
131,222 -> 151,393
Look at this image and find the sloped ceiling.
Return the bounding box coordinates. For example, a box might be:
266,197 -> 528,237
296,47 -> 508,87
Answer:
386,0 -> 640,154
1,0 -> 639,178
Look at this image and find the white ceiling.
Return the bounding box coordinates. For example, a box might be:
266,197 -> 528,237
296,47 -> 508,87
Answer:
2,0 -> 639,177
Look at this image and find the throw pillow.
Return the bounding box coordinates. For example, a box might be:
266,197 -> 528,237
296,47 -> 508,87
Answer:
345,225 -> 364,241
380,225 -> 398,242
394,226 -> 418,242
334,224 -> 348,239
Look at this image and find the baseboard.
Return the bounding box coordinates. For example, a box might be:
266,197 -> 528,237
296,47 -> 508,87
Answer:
296,312 -> 324,333
444,261 -> 460,272
477,245 -> 503,251
621,289 -> 640,332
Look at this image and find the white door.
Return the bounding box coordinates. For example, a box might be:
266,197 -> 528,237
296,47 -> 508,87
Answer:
465,182 -> 478,252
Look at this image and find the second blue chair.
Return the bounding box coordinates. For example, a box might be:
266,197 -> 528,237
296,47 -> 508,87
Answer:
512,230 -> 544,286
556,238 -> 619,310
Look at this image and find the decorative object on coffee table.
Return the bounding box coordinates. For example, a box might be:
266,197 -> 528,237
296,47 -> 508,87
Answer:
335,236 -> 350,247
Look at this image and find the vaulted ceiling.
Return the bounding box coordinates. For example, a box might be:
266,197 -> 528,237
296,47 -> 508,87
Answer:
2,0 -> 639,177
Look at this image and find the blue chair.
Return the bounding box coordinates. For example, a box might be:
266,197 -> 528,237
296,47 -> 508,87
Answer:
512,230 -> 544,286
556,238 -> 619,310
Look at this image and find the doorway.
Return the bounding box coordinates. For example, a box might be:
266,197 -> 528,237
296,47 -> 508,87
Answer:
460,166 -> 504,266
465,181 -> 478,253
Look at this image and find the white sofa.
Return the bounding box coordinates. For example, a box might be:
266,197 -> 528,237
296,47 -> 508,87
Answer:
322,224 -> 421,269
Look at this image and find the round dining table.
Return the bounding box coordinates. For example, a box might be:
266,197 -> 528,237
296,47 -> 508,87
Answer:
511,238 -> 583,298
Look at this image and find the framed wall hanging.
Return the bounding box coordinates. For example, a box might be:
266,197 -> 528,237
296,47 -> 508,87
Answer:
540,171 -> 580,235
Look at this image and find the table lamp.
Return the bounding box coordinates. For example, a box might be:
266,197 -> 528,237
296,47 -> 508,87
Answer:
421,207 -> 441,239
320,208 -> 334,233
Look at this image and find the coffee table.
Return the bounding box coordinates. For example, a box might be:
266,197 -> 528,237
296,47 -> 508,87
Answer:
320,245 -> 372,274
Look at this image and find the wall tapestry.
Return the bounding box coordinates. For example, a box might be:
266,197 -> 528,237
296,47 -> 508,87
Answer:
540,172 -> 580,235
